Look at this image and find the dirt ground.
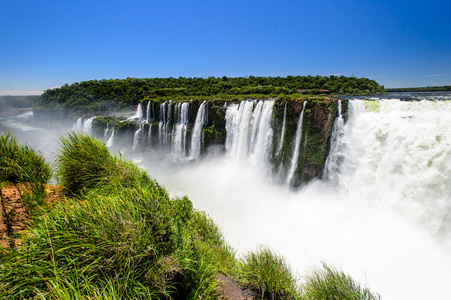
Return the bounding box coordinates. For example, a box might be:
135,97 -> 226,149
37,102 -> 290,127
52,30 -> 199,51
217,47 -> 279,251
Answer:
0,183 -> 63,249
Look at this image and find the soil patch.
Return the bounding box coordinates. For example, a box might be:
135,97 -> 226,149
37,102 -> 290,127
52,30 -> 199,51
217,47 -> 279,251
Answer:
0,183 -> 64,249
217,274 -> 255,300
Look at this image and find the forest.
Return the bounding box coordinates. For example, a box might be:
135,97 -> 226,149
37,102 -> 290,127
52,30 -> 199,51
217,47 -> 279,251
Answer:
34,75 -> 384,117
385,85 -> 451,92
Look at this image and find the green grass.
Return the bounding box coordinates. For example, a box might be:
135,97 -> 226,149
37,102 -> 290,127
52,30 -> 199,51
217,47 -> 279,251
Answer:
302,262 -> 380,300
0,132 -> 52,213
237,245 -> 301,299
0,133 -> 235,299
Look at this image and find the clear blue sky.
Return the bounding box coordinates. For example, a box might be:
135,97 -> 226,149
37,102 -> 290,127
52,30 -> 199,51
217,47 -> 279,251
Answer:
1,0 -> 450,95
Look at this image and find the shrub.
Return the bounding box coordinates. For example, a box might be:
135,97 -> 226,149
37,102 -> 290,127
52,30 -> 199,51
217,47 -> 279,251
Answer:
302,262 -> 380,300
237,246 -> 301,299
55,132 -> 150,195
0,133 -> 51,212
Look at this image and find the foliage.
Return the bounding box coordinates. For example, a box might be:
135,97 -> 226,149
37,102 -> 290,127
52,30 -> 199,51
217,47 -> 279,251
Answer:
385,85 -> 451,92
302,262 -> 380,300
55,132 -> 148,195
0,133 -> 234,299
34,76 -> 385,117
0,133 -> 51,208
237,246 -> 301,299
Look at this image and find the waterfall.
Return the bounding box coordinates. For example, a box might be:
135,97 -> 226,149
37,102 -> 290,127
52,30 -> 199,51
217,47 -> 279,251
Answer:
73,117 -> 84,132
225,101 -> 256,159
106,129 -> 114,147
324,99 -> 345,183
148,124 -> 153,147
73,117 -> 94,134
103,124 -> 110,142
190,101 -> 208,159
172,102 -> 189,157
327,99 -> 451,238
130,103 -> 143,120
225,100 -> 275,165
286,101 -> 306,186
133,124 -> 143,149
146,101 -> 152,121
159,101 -> 169,149
83,117 -> 94,135
276,101 -> 287,156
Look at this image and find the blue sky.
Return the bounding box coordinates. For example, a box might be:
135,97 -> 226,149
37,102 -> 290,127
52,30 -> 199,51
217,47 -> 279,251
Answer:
1,0 -> 450,95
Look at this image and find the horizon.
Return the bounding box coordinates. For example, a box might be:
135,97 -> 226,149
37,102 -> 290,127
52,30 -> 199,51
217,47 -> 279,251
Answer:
1,0 -> 450,96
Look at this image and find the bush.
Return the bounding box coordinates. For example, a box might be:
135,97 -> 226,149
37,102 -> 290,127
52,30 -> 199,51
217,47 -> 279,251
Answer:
55,132 -> 149,195
237,246 -> 301,299
302,262 -> 380,300
0,133 -> 51,211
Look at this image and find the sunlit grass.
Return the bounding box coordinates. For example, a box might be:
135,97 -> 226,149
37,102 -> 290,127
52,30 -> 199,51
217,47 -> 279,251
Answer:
302,262 -> 380,300
237,245 -> 301,299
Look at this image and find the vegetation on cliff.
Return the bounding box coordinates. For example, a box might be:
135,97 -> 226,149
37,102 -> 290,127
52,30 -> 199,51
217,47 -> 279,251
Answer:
385,85 -> 451,92
34,75 -> 383,117
1,133 -> 380,299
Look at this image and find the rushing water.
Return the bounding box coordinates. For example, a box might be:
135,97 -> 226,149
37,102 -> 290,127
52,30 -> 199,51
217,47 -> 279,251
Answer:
5,93 -> 451,300
132,95 -> 451,300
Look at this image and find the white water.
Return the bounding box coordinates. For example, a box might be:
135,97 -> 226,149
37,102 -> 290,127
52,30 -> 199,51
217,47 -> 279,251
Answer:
106,129 -> 115,148
225,100 -> 274,166
72,117 -> 94,134
132,124 -> 143,149
190,101 -> 207,159
133,97 -> 451,300
172,102 -> 189,157
276,101 -> 287,156
286,101 -> 306,185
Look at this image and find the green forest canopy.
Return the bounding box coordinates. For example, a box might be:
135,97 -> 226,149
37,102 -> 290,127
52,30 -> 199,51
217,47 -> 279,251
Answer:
35,75 -> 384,117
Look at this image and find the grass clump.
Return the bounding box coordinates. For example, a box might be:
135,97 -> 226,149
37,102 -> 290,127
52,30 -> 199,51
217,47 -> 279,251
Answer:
0,132 -> 51,212
302,262 -> 380,300
55,132 -> 148,195
237,245 -> 301,299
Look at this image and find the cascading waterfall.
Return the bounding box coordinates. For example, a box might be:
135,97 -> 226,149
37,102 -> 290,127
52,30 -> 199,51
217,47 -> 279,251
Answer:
190,101 -> 208,159
72,117 -> 94,134
225,100 -> 275,168
328,99 -> 451,238
83,117 -> 94,135
324,99 -> 345,183
73,117 -> 84,132
103,124 -> 110,142
130,103 -> 143,120
225,101 -> 258,160
286,101 -> 306,186
172,102 -> 189,157
146,101 -> 155,122
132,124 -> 143,149
276,101 -> 287,156
106,129 -> 115,147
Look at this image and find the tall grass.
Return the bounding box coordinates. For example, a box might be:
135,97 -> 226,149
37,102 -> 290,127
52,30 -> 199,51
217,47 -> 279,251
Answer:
302,262 -> 380,300
237,245 -> 301,299
0,133 -> 235,299
0,132 -> 52,212
55,132 -> 144,195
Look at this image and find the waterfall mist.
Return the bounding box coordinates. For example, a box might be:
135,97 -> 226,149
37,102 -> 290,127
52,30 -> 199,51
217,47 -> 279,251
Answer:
130,97 -> 451,300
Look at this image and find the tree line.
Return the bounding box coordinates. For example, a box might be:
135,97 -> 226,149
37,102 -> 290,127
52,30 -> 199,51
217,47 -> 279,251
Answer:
385,86 -> 451,92
35,75 -> 384,117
